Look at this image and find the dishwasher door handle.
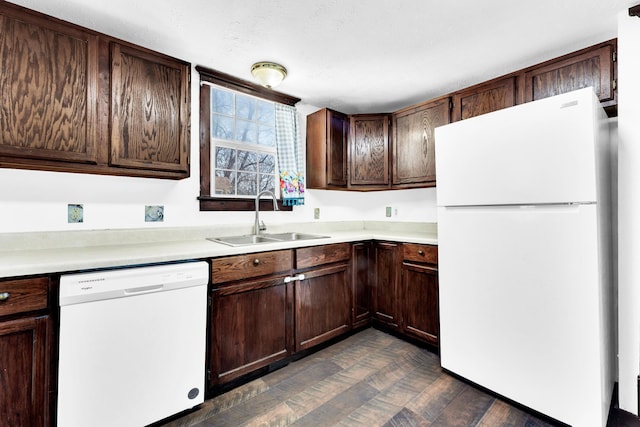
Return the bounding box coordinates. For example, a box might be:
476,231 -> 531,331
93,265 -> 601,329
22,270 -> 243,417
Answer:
124,285 -> 164,295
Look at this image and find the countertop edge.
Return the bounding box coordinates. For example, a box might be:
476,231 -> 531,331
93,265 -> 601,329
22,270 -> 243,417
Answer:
0,224 -> 438,279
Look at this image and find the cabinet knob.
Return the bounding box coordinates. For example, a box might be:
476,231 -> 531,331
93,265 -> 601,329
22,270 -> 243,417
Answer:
0,292 -> 9,301
418,250 -> 424,255
253,259 -> 260,266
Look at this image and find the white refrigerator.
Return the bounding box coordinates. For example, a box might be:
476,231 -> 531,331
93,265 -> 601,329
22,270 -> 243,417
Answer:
434,88 -> 614,427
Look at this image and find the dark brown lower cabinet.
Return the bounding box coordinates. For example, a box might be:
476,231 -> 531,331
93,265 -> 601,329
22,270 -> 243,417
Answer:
401,262 -> 439,345
0,316 -> 49,426
295,263 -> 351,351
0,276 -> 52,427
400,243 -> 439,346
351,242 -> 372,328
209,275 -> 293,387
206,241 -> 439,393
372,242 -> 401,329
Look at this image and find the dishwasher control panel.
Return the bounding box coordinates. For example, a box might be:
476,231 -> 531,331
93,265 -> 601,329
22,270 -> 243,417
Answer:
59,261 -> 209,306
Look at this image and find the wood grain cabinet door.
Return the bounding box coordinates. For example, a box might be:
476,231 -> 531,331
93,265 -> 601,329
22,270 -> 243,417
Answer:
372,242 -> 400,329
295,263 -> 351,351
392,97 -> 451,187
110,42 -> 190,174
523,40 -> 616,108
306,108 -> 348,189
349,114 -> 390,187
0,316 -> 49,427
209,276 -> 293,387
0,7 -> 99,164
401,262 -> 439,345
451,76 -> 517,122
351,242 -> 371,329
327,110 -> 349,187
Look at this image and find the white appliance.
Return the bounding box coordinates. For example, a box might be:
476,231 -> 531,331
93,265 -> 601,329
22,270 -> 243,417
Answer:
435,88 -> 614,427
58,261 -> 209,427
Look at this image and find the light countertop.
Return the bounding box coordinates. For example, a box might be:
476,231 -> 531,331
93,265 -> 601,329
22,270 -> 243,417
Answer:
0,221 -> 437,278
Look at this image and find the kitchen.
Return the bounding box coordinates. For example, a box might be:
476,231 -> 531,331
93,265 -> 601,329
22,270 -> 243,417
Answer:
1,0 -> 639,426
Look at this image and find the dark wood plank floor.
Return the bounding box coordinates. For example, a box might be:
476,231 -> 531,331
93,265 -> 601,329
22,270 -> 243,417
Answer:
158,328 -> 562,427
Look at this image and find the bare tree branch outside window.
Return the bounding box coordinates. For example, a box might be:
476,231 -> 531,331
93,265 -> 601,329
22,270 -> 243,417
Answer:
210,86 -> 278,197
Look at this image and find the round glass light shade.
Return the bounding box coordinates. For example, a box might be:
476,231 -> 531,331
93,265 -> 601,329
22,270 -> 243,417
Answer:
251,62 -> 287,89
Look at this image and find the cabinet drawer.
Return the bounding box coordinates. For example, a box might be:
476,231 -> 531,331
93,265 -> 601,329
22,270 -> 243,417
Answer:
0,277 -> 49,317
403,243 -> 438,265
211,250 -> 293,284
295,243 -> 350,269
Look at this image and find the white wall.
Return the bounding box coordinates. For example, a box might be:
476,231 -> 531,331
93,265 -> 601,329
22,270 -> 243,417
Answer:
617,11 -> 640,415
0,72 -> 437,234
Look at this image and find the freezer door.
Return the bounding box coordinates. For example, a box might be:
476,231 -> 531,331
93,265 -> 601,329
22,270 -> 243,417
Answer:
437,204 -> 612,426
435,88 -> 602,206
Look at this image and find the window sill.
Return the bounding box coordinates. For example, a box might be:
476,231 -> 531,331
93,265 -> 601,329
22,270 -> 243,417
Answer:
198,196 -> 294,212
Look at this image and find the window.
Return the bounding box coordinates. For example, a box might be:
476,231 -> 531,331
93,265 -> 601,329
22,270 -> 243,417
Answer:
197,66 -> 301,211
210,87 -> 278,197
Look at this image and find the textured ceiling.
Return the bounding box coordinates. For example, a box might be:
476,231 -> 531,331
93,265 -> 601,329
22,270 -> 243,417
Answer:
6,0 -> 638,113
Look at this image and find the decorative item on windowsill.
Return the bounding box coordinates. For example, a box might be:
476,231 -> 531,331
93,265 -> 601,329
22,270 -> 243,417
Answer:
251,62 -> 287,89
280,171 -> 305,206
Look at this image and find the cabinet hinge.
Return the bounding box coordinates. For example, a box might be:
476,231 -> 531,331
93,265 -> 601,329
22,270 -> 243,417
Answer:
613,51 -> 617,62
208,295 -> 212,307
613,79 -> 617,91
449,100 -> 454,111
207,369 -> 211,381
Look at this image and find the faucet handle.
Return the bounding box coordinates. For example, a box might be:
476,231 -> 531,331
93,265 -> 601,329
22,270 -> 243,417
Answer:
259,220 -> 267,231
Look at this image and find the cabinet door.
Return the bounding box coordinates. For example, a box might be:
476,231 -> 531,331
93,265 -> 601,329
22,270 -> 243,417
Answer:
523,41 -> 616,108
352,242 -> 371,329
327,110 -> 349,187
349,114 -> 390,187
0,6 -> 99,165
209,276 -> 293,387
401,262 -> 439,345
452,76 -> 516,122
295,263 -> 351,351
372,242 -> 400,328
306,108 -> 348,189
392,97 -> 451,187
0,316 -> 49,427
110,42 -> 190,174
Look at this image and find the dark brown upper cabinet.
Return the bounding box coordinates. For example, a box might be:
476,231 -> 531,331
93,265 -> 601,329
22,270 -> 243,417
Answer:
109,42 -> 190,175
304,39 -> 616,191
0,1 -> 191,179
451,76 -> 517,122
0,5 -> 99,165
522,39 -> 616,114
392,96 -> 451,187
349,114 -> 391,189
306,108 -> 348,189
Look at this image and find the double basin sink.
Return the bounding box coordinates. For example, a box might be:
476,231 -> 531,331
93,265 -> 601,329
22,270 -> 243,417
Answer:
209,232 -> 329,247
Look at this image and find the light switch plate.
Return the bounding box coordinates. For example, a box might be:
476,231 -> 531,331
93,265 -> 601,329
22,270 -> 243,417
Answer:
385,206 -> 392,217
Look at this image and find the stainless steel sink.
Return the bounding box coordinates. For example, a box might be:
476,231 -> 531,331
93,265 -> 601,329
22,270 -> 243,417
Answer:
208,232 -> 329,246
263,232 -> 329,241
208,234 -> 280,246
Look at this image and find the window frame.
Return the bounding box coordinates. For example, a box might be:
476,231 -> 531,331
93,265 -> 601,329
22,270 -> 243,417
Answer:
197,66 -> 300,211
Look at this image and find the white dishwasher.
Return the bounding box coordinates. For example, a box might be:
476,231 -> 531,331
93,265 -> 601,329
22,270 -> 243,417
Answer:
57,261 -> 209,427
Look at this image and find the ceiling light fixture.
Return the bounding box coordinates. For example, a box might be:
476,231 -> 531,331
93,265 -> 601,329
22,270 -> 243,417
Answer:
251,62 -> 287,89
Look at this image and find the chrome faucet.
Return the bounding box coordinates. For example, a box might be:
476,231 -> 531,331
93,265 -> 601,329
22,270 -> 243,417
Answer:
254,190 -> 279,235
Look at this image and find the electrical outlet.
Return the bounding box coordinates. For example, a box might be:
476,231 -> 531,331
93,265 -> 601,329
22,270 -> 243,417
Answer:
67,204 -> 83,223
314,208 -> 320,220
385,206 -> 392,217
